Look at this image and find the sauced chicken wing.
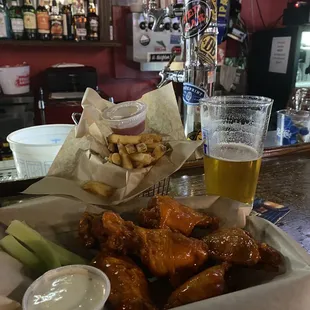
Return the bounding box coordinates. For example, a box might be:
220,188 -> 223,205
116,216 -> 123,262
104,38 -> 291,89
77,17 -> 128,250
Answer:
101,212 -> 209,280
164,263 -> 230,309
93,252 -> 156,310
79,212 -> 106,248
139,196 -> 219,236
257,242 -> 283,270
203,228 -> 261,266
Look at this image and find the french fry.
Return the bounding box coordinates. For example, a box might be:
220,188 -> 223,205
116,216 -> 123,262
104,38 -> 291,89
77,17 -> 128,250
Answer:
136,143 -> 147,153
132,161 -> 144,169
145,142 -> 161,149
117,143 -> 133,169
129,153 -> 153,166
82,181 -> 114,198
111,153 -> 121,166
121,154 -> 133,169
141,134 -> 162,143
117,143 -> 128,156
125,144 -> 136,154
109,134 -> 141,145
108,142 -> 116,153
152,144 -> 167,161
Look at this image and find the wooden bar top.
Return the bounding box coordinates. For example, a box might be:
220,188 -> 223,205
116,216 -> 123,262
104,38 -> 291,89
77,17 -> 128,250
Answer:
170,153 -> 310,252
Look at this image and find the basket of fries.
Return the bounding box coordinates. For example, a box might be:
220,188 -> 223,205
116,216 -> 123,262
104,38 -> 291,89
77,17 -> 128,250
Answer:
24,85 -> 200,206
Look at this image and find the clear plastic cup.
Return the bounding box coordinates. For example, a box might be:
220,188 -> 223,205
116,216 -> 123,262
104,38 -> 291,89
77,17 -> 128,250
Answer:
102,101 -> 147,135
277,109 -> 310,145
22,265 -> 111,310
200,96 -> 273,205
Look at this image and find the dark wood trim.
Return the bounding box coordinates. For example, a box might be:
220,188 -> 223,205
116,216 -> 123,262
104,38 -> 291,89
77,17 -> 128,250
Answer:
263,143 -> 310,158
100,0 -> 111,41
180,143 -> 310,171
0,40 -> 121,47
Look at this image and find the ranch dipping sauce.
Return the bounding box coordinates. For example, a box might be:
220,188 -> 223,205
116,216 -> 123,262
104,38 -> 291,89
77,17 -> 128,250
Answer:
23,265 -> 110,310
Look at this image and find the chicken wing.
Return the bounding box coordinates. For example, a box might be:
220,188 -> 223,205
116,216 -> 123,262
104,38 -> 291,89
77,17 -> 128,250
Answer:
139,196 -> 219,236
203,228 -> 260,266
164,263 -> 230,309
93,251 -> 156,310
101,212 -> 209,280
257,242 -> 283,270
79,212 -> 106,248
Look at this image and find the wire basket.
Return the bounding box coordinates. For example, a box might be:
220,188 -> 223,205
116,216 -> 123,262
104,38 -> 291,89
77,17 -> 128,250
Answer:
139,177 -> 171,197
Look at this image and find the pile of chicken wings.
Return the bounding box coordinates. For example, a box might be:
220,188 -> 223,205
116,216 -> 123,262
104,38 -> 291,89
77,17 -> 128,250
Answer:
79,195 -> 283,310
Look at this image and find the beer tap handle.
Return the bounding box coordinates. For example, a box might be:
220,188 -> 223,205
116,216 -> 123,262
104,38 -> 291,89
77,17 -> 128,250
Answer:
166,52 -> 176,68
157,52 -> 176,88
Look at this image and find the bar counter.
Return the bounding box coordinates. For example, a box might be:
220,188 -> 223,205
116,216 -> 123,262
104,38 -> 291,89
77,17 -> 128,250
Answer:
1,153 -> 310,252
170,153 -> 310,253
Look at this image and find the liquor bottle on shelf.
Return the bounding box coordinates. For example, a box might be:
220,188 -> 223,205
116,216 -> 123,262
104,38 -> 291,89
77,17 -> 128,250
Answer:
50,0 -> 63,40
0,0 -> 11,39
9,0 -> 23,39
73,1 -> 86,41
71,0 -> 77,15
62,0 -> 73,40
22,0 -> 37,40
37,0 -> 50,40
44,0 -> 50,12
87,0 -> 99,41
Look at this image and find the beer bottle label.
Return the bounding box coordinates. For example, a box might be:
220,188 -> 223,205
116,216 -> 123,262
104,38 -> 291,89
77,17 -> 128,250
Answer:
51,20 -> 63,35
24,12 -> 36,30
11,18 -> 24,33
89,17 -> 98,32
37,12 -> 50,33
76,27 -> 87,37
183,83 -> 206,106
0,12 -> 8,37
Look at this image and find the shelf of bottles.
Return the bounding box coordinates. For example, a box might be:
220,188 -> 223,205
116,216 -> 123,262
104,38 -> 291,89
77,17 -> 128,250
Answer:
0,0 -> 120,47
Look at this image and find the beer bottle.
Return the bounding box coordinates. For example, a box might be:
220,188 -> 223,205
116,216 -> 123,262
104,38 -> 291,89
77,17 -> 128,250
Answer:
9,0 -> 23,39
37,0 -> 50,40
0,0 -> 11,39
50,0 -> 63,40
22,0 -> 37,40
87,0 -> 99,41
62,0 -> 73,40
73,1 -> 86,41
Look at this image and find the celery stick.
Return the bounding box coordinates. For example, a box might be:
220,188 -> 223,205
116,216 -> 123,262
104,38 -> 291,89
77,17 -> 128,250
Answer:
0,235 -> 45,272
6,220 -> 61,270
47,241 -> 87,265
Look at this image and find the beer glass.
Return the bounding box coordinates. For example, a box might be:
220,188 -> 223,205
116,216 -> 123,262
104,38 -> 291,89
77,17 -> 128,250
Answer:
200,96 -> 273,204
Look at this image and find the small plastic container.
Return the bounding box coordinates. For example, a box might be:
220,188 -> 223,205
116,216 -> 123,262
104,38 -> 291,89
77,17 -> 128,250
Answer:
277,109 -> 310,145
22,265 -> 111,310
102,101 -> 147,135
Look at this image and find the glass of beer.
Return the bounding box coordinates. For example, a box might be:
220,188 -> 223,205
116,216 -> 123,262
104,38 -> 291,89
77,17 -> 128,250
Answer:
200,96 -> 273,204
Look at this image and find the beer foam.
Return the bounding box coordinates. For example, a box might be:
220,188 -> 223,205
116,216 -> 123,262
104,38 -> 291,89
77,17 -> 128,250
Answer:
209,143 -> 259,162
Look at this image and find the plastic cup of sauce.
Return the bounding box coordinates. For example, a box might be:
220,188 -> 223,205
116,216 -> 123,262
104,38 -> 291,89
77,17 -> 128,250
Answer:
102,101 -> 147,135
22,265 -> 111,310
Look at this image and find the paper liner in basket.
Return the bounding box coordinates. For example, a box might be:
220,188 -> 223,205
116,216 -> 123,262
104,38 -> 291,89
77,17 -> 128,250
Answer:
2,195 -> 310,310
24,84 -> 202,206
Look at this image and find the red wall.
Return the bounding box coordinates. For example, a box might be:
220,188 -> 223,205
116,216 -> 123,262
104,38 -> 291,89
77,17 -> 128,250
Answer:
0,7 -> 159,103
241,0 -> 287,32
0,45 -> 158,104
0,1 -> 289,102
